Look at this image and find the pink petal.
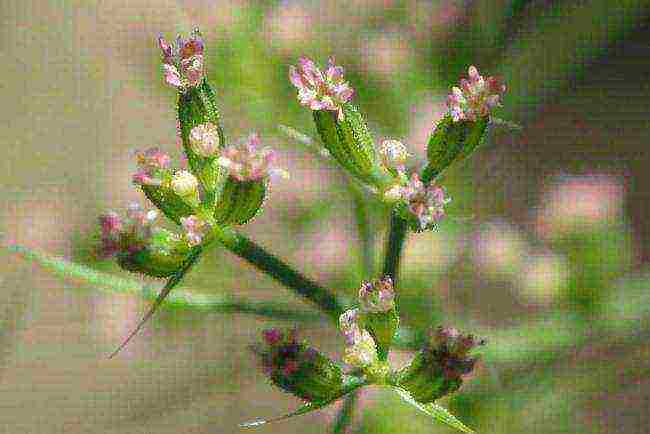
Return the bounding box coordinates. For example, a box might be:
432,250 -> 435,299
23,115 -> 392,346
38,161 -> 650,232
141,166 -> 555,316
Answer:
289,66 -> 304,89
468,65 -> 480,81
163,64 -> 182,88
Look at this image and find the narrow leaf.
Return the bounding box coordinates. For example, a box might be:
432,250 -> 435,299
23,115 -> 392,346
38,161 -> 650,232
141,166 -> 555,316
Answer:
393,386 -> 475,433
239,402 -> 323,428
7,244 -> 142,294
108,245 -> 203,358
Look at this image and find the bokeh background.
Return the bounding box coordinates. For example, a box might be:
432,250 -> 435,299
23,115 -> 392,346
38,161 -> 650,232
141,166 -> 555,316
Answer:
2,1 -> 650,433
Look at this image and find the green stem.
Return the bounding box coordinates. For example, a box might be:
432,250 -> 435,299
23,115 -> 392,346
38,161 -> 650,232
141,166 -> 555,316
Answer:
350,183 -> 374,277
331,390 -> 359,434
213,226 -> 344,321
382,210 -> 409,284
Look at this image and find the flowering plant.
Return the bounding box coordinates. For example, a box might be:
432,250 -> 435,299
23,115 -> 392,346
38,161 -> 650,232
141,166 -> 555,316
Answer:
12,29 -> 511,432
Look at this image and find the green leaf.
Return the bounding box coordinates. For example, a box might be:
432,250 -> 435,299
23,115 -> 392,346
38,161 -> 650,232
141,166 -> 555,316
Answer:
5,244 -> 320,328
239,402 -> 326,428
393,386 -> 475,433
241,375 -> 367,428
6,244 -> 142,294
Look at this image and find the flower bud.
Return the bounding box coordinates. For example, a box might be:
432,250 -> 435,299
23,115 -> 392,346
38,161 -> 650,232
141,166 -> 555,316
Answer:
170,170 -> 200,206
253,328 -> 344,403
189,122 -> 221,157
396,326 -> 485,403
98,204 -> 190,278
132,148 -> 195,224
396,174 -> 450,232
290,56 -> 393,189
213,133 -> 287,225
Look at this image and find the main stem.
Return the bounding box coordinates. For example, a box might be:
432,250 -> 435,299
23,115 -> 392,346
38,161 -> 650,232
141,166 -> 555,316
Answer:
213,226 -> 344,321
382,210 -> 408,284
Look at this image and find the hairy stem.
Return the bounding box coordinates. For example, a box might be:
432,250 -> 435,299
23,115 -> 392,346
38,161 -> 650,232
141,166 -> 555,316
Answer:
213,226 -> 344,321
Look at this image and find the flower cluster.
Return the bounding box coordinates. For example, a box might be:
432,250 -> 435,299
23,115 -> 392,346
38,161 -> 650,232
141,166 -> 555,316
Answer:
359,276 -> 396,313
98,203 -> 158,258
447,65 -> 506,122
254,328 -> 344,402
189,122 -> 221,157
338,308 -> 378,369
379,139 -> 410,173
217,133 -> 287,182
401,174 -> 450,231
132,148 -> 172,186
158,30 -> 205,90
180,215 -> 210,246
289,56 -> 354,120
396,326 -> 485,403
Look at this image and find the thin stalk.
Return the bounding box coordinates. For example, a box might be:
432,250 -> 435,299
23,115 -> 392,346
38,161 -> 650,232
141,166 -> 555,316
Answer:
213,226 -> 344,321
350,183 -> 374,278
382,210 -> 408,284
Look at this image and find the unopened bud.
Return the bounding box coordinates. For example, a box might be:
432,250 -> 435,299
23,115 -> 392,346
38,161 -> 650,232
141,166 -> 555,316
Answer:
171,170 -> 200,205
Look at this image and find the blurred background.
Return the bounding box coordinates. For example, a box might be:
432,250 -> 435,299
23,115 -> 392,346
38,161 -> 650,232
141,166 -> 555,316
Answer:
2,0 -> 650,433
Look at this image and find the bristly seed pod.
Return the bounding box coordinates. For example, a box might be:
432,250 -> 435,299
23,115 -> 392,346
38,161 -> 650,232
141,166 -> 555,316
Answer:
290,56 -> 393,190
395,326 -> 485,403
422,66 -> 506,183
213,133 -> 287,226
253,328 -> 344,403
98,203 -> 190,277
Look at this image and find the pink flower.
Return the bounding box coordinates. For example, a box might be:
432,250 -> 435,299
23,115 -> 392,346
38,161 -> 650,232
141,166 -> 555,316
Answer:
97,204 -> 158,257
401,173 -> 450,231
358,276 -> 395,313
217,133 -> 288,182
289,56 -> 354,120
132,147 -> 171,186
158,30 -> 205,90
447,65 -> 506,122
180,215 -> 210,246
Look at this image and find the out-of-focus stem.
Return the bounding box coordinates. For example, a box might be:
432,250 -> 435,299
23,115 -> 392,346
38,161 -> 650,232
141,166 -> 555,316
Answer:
213,226 -> 344,321
331,390 -> 359,434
